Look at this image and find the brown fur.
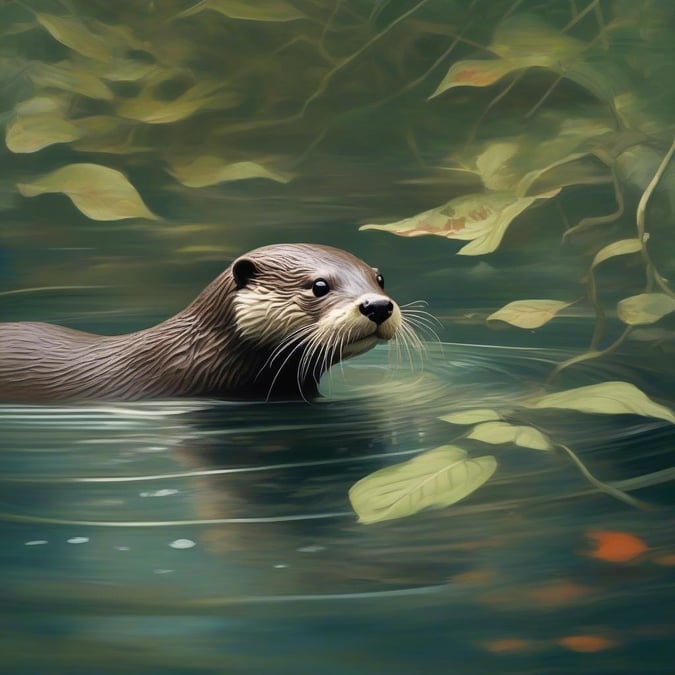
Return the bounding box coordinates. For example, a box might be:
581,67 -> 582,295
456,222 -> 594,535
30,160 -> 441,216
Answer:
0,244 -> 401,402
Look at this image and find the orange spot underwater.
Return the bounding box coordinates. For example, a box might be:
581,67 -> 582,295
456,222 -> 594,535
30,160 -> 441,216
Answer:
482,638 -> 533,653
558,635 -> 618,652
586,530 -> 648,562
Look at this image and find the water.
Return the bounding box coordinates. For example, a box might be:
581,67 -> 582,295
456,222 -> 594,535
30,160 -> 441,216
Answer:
2,1 -> 675,673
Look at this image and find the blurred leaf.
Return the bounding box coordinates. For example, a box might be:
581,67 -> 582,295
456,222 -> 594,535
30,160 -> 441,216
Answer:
117,82 -> 241,124
349,445 -> 497,524
468,421 -> 553,450
177,0 -> 305,22
475,142 -> 520,191
439,409 -> 501,425
17,164 -> 157,221
617,293 -> 675,326
525,381 -> 675,423
35,13 -> 112,61
6,112 -> 81,153
361,190 -> 560,255
169,156 -> 292,187
30,62 -> 113,100
487,299 -> 569,329
591,239 -> 642,269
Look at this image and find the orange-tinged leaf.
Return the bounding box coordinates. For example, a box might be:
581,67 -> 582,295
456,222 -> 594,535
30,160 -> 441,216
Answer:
557,635 -> 618,652
430,58 -> 533,98
586,530 -> 648,562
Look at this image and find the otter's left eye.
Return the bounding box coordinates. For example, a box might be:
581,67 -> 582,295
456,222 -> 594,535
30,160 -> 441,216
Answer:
312,278 -> 330,297
376,273 -> 384,289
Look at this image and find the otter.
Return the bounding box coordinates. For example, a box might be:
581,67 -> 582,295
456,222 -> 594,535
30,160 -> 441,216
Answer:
0,243 -> 403,402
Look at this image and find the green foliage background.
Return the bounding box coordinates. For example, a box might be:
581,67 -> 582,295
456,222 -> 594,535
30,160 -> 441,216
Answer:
1,0 -> 674,377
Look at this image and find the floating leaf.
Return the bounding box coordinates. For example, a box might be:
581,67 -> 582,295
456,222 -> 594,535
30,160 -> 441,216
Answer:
616,293 -> 675,326
178,0 -> 305,22
525,381 -> 675,423
17,164 -> 157,221
361,190 -> 560,255
169,156 -> 292,187
591,239 -> 642,269
5,113 -> 80,153
439,409 -> 501,425
30,62 -> 113,100
487,299 -> 569,329
468,422 -> 553,450
349,445 -> 497,524
36,13 -> 112,61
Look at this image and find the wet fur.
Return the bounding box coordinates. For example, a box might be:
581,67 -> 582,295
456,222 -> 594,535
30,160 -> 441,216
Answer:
0,244 -> 402,403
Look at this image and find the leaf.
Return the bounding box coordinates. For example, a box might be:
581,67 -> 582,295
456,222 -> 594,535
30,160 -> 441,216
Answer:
360,190 -> 560,255
467,422 -> 553,451
177,0 -> 305,22
36,13 -> 112,61
616,293 -> 675,326
475,142 -> 520,191
487,299 -> 569,329
169,156 -> 292,187
117,83 -> 241,124
30,62 -> 113,101
348,445 -> 497,524
5,113 -> 80,153
439,409 -> 501,425
525,381 -> 675,423
430,58 -> 536,98
591,239 -> 642,269
17,164 -> 157,221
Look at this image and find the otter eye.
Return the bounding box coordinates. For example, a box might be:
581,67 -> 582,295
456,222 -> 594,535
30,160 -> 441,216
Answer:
312,278 -> 330,297
376,273 -> 384,289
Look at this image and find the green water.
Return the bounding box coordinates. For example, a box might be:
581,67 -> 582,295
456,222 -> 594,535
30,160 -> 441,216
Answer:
2,1 -> 675,673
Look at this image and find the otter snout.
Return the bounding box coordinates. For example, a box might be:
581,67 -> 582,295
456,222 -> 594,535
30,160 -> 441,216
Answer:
359,298 -> 394,325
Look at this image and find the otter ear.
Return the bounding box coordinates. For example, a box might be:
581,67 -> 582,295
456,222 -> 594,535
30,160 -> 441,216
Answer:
232,257 -> 258,288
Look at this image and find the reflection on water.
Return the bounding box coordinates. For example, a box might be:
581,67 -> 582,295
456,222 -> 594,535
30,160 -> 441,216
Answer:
2,345 -> 674,673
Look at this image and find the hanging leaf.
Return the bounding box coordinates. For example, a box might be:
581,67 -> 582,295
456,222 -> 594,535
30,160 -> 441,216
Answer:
616,293 -> 675,326
348,445 -> 497,524
361,190 -> 560,255
592,239 -> 643,269
117,82 -> 241,124
17,164 -> 157,221
475,142 -> 521,191
487,299 -> 569,329
169,156 -> 292,187
467,421 -> 553,451
35,13 -> 112,62
525,381 -> 675,423
177,0 -> 305,22
439,409 -> 502,425
5,113 -> 81,153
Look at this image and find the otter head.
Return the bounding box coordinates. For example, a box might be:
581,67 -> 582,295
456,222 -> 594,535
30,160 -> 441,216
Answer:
229,243 -> 402,397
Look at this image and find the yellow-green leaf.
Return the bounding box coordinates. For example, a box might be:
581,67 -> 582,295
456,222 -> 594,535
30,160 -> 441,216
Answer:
17,164 -> 157,221
348,445 -> 497,524
30,62 -> 113,101
592,239 -> 642,269
525,381 -> 675,423
169,156 -> 292,187
177,0 -> 305,22
487,299 -> 569,329
467,421 -> 552,450
5,113 -> 80,153
361,190 -> 559,255
36,13 -> 112,61
616,293 -> 675,326
439,409 -> 501,425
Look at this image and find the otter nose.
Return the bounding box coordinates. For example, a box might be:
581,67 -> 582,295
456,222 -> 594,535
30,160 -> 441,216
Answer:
359,298 -> 393,325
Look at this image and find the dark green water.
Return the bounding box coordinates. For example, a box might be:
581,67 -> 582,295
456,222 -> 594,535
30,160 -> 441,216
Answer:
2,1 -> 675,673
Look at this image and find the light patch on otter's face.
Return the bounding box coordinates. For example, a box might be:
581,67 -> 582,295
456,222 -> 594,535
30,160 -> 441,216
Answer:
233,287 -> 310,345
